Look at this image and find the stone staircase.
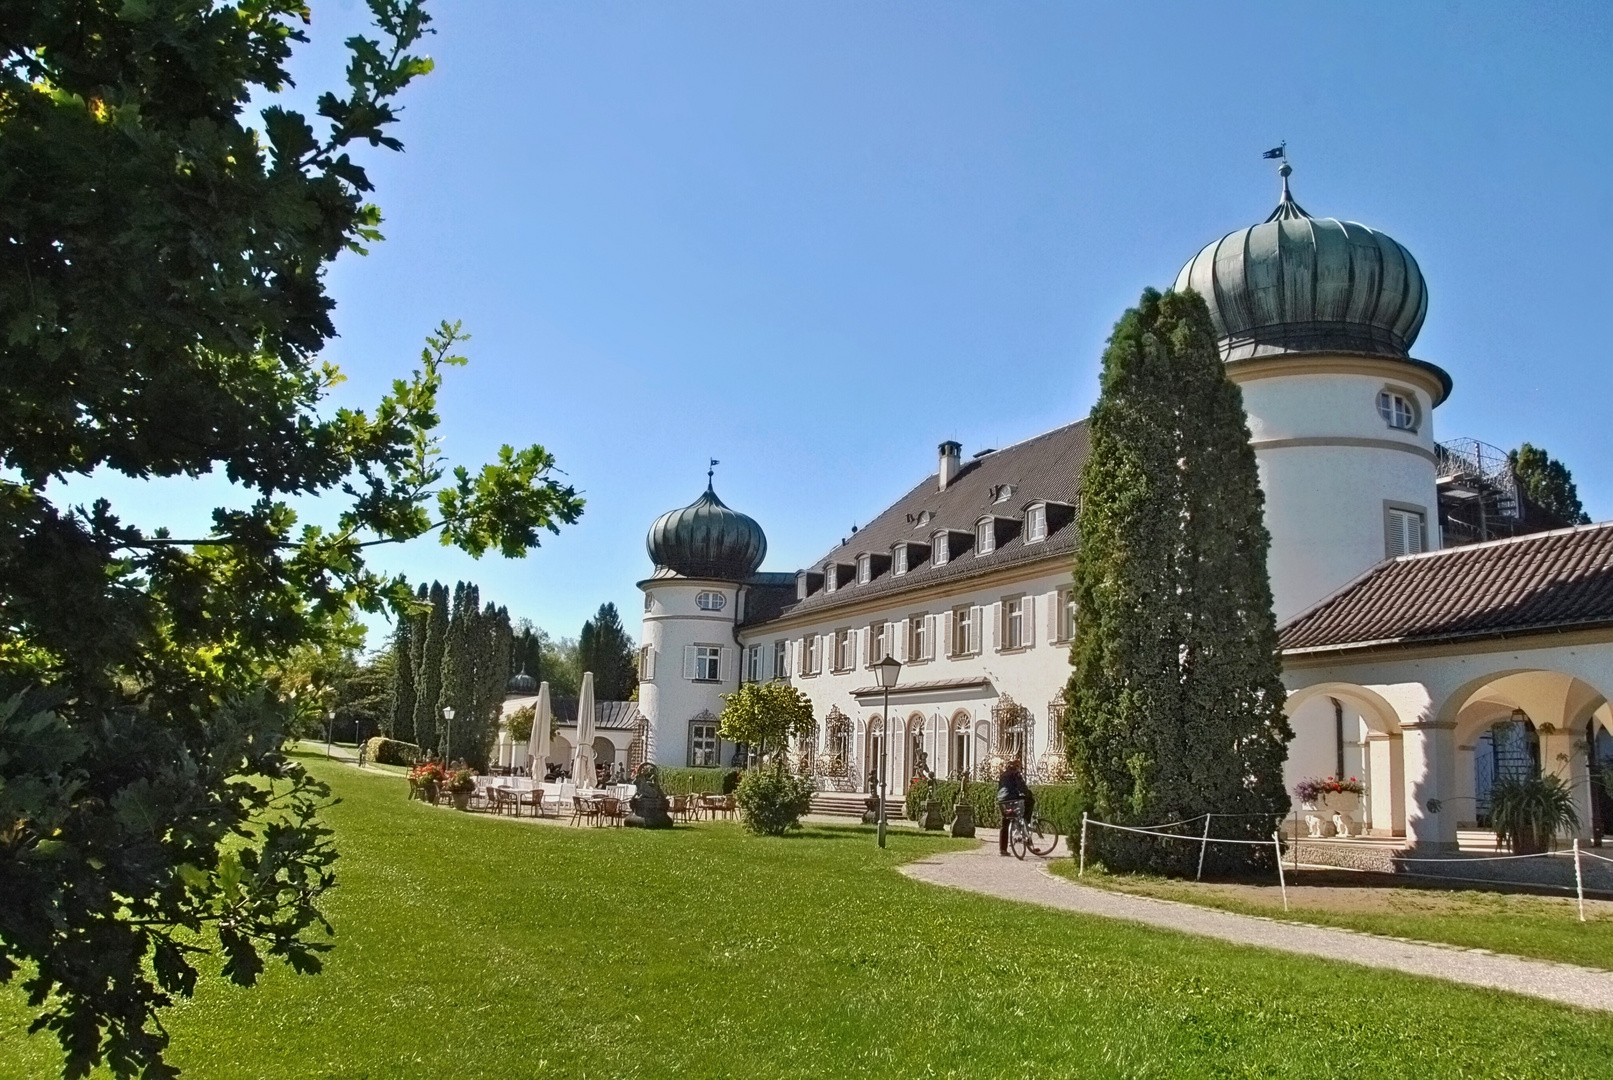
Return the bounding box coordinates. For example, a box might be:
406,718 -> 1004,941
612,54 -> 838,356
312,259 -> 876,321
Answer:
808,791 -> 873,819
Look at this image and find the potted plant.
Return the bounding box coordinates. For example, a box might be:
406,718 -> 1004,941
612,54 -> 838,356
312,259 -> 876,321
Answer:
409,761 -> 448,804
446,768 -> 477,811
1489,774 -> 1580,854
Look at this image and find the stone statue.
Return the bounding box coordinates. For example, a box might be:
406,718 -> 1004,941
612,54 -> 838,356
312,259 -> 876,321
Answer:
626,763 -> 673,829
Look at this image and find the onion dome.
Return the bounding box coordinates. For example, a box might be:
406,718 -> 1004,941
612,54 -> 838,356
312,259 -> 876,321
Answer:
646,484 -> 767,581
1174,163 -> 1427,361
507,668 -> 537,694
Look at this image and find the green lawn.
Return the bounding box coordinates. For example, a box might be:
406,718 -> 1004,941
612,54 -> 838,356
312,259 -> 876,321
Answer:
1049,860 -> 1613,972
6,757 -> 1613,1078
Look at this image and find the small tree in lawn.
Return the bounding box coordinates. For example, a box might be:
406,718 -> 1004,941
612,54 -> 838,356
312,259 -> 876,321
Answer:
720,682 -> 817,835
718,681 -> 815,765
1064,287 -> 1291,876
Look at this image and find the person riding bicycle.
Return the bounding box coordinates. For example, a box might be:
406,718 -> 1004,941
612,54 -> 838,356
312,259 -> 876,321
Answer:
996,758 -> 1034,856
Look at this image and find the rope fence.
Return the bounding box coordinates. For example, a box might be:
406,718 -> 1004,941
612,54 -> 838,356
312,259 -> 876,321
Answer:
1077,812 -> 1610,920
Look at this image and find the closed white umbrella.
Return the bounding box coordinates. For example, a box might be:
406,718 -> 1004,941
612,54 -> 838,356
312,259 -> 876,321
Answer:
531,682 -> 553,776
572,671 -> 597,787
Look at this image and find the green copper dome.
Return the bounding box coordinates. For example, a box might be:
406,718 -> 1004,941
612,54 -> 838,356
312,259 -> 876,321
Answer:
1174,166 -> 1428,362
646,485 -> 767,581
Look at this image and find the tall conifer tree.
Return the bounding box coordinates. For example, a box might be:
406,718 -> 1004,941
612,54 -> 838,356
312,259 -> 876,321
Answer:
578,602 -> 638,700
1064,288 -> 1291,875
413,581 -> 450,754
386,614 -> 415,742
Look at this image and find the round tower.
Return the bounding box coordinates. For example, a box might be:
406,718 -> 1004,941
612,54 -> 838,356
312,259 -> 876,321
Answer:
1173,161 -> 1450,622
637,482 -> 768,767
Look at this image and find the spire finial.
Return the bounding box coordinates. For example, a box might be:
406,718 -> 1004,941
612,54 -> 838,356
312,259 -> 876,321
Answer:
707,458 -> 719,490
1261,142 -> 1308,221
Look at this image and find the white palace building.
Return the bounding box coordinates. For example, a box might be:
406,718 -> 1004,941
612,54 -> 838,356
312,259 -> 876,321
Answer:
632,167 -> 1613,850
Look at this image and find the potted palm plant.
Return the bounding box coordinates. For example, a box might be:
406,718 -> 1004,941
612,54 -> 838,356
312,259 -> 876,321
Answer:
1489,774 -> 1580,854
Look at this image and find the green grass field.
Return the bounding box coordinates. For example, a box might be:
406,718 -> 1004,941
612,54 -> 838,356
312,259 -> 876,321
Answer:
6,756 -> 1613,1078
1049,859 -> 1613,972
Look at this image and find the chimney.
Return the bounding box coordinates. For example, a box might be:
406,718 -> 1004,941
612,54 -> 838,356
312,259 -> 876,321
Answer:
938,441 -> 962,492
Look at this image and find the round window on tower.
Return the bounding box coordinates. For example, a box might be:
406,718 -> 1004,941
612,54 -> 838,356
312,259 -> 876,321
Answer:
1376,389 -> 1418,432
695,590 -> 726,612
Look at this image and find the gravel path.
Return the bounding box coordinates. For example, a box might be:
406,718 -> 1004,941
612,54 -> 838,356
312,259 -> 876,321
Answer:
901,842 -> 1613,1013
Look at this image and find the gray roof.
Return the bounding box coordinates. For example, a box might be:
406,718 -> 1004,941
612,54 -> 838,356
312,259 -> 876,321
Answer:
743,421 -> 1088,627
1173,169 -> 1429,364
1279,523 -> 1613,655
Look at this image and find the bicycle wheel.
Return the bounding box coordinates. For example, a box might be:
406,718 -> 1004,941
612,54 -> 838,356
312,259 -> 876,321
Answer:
1008,821 -> 1029,860
1028,817 -> 1059,857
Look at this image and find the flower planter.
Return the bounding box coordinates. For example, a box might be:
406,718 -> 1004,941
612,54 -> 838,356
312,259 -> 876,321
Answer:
421,781 -> 439,804
1320,791 -> 1360,838
450,791 -> 472,811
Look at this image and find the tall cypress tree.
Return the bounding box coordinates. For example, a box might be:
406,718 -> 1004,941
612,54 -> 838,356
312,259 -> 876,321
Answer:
470,602 -> 513,769
1064,288 -> 1291,876
577,602 -> 638,700
386,613 -> 415,742
412,581 -> 450,755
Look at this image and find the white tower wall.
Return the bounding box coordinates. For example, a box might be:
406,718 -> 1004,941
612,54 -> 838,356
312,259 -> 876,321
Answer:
637,578 -> 740,767
1232,358 -> 1443,623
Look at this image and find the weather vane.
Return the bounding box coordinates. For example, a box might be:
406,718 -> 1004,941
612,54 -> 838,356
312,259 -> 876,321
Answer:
707,458 -> 719,487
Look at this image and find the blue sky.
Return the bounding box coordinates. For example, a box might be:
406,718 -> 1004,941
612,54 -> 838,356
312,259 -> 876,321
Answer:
71,1 -> 1613,648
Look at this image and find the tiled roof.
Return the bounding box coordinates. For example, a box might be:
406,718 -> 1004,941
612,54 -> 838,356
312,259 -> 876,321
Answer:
747,421 -> 1089,626
1279,523 -> 1613,654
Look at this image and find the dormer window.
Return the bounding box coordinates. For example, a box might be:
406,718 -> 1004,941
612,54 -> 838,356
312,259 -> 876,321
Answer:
932,531 -> 950,566
893,544 -> 908,576
1026,503 -> 1047,543
856,553 -> 871,585
975,517 -> 995,556
991,484 -> 1017,504
824,565 -> 838,593
914,510 -> 932,529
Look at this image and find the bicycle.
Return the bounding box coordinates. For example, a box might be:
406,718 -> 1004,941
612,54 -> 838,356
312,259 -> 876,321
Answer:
1002,799 -> 1061,859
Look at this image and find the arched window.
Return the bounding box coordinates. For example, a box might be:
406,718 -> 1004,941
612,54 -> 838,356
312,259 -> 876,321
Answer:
948,710 -> 973,779
695,590 -> 726,611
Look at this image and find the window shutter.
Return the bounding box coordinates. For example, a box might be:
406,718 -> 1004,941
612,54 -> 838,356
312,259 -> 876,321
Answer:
969,606 -> 983,655
896,621 -> 908,662
1024,595 -> 1036,647
941,612 -> 953,658
926,615 -> 936,660
1048,592 -> 1060,640
683,645 -> 697,680
990,602 -> 1001,652
719,647 -> 731,682
644,647 -> 656,680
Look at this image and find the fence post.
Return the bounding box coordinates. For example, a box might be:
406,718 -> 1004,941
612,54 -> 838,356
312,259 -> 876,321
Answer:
1079,812 -> 1089,877
1196,814 -> 1212,882
1575,838 -> 1587,923
1273,831 -> 1288,912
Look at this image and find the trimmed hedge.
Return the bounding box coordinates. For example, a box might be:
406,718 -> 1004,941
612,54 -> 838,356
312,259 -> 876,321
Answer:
365,736 -> 421,766
655,767 -> 742,796
906,778 -> 1086,834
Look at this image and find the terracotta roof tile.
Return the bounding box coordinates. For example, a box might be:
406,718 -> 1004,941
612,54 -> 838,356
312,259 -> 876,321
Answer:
1279,523 -> 1613,653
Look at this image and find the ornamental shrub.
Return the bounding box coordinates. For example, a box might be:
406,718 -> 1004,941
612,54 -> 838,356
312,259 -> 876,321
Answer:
735,766 -> 816,836
655,767 -> 742,795
366,736 -> 422,766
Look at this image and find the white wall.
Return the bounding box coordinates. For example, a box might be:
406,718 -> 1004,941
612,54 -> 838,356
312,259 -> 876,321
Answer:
1234,363 -> 1441,623
637,577 -> 740,768
739,562 -> 1076,793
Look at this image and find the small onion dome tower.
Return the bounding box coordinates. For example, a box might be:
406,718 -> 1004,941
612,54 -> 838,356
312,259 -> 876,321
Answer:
645,483 -> 767,582
637,477 -> 767,770
506,668 -> 537,696
1173,157 -> 1449,623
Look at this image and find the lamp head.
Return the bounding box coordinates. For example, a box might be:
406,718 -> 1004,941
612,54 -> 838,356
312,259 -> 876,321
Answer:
443,706 -> 456,721
873,653 -> 902,690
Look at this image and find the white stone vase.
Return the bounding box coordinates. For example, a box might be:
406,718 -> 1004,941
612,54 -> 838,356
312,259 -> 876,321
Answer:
1320,791 -> 1361,838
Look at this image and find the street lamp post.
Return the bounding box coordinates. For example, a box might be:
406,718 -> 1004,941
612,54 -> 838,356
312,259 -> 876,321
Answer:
872,653 -> 902,849
442,706 -> 455,764
326,709 -> 335,759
